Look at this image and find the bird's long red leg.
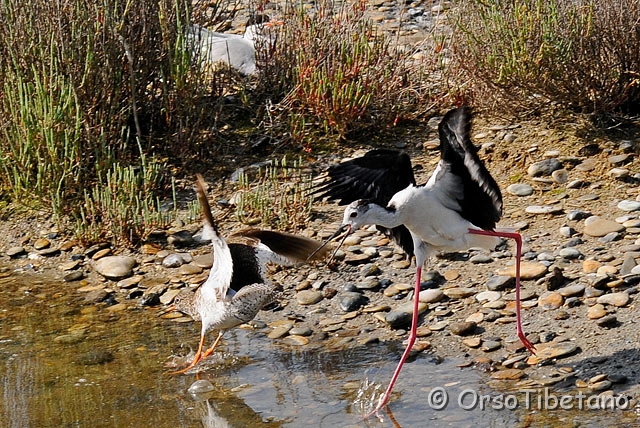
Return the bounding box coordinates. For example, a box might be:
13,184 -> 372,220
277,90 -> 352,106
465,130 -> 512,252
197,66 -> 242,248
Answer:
366,266 -> 422,417
171,333 -> 206,375
202,331 -> 224,359
469,229 -> 536,354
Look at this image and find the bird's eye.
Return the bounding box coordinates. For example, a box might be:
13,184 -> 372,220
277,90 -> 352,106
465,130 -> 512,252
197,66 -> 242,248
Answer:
350,212 -> 358,218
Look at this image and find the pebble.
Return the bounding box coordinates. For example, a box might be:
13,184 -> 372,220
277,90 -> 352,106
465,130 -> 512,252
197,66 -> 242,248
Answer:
596,292 -> 630,307
538,291 -> 563,310
583,216 -> 625,237
528,159 -> 562,177
497,262 -> 547,279
476,290 -> 501,303
338,292 -> 368,312
618,200 -> 640,212
33,238 -> 51,250
450,321 -> 476,336
94,256 -> 137,279
418,289 -> 444,303
507,183 -> 533,197
551,169 -> 568,184
583,259 -> 601,273
282,335 -> 309,346
268,324 -> 293,339
63,271 -> 84,282
462,337 -> 481,348
188,379 -> 215,395
486,275 -> 513,291
595,315 -> 618,327
296,290 -> 324,305
443,287 -> 475,299
160,289 -> 181,305
466,312 -> 484,323
558,248 -> 582,259
75,350 -> 114,365
117,275 -> 143,289
527,342 -> 578,364
557,283 -> 585,297
491,368 -> 525,380
6,246 -> 26,258
587,304 -> 607,319
525,205 -> 563,215
481,340 -> 502,352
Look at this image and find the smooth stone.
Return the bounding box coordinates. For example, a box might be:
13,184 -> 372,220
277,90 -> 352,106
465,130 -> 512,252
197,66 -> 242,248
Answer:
384,311 -> 412,329
356,278 -> 380,290
608,154 -> 632,165
551,169 -> 568,184
476,290 -> 501,303
618,200 -> 640,212
282,335 -> 309,346
33,238 -> 51,250
462,337 -> 482,348
466,312 -> 484,323
538,291 -> 564,310
443,287 -> 475,299
558,248 -> 582,259
159,289 -> 181,305
497,262 -> 547,279
289,326 -> 313,337
610,168 -> 629,178
92,248 -> 112,260
590,380 -> 613,392
491,369 -> 525,380
584,216 -> 625,237
338,292 -> 369,312
567,210 -> 592,221
596,292 -> 630,307
179,264 -> 203,275
296,290 -> 324,305
418,289 -> 444,303
450,321 -> 476,336
140,283 -> 168,306
60,260 -> 81,271
188,379 -> 215,394
54,331 -> 86,344
117,275 -> 143,289
526,342 -> 578,364
486,275 -> 514,291
94,256 -> 137,279
193,253 -> 213,269
507,183 -> 533,197
390,260 -> 411,269
525,205 -> 563,215
162,253 -> 186,268
268,324 -> 293,339
443,269 -> 460,280
6,246 -> 26,258
481,340 -> 502,352
394,301 -> 428,315
360,263 -> 381,277
557,283 -> 585,297
596,315 -> 618,327
63,271 -> 84,282
587,304 -> 607,319
528,158 -> 562,177
344,253 -> 372,265
583,259 -> 601,273
469,254 -> 492,264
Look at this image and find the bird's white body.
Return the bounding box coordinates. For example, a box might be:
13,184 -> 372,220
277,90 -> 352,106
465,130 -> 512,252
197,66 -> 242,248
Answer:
349,184 -> 499,259
188,21 -> 275,75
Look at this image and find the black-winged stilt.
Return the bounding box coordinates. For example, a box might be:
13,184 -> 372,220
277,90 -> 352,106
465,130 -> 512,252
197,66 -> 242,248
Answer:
188,14 -> 282,76
168,174 -> 329,374
314,106 -> 534,414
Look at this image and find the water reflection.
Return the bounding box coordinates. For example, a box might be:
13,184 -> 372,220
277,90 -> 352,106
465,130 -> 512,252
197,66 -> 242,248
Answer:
1,268 -> 637,427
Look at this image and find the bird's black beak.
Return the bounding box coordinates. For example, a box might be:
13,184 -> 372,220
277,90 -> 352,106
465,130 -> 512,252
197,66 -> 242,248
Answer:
307,224 -> 352,264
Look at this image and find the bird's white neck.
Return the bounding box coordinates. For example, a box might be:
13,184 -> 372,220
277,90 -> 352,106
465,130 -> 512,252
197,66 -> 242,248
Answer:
360,204 -> 402,229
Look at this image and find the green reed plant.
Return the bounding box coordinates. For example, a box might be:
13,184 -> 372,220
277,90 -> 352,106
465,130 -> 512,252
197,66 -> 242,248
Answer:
75,161 -> 174,246
255,0 -> 442,148
450,0 -> 640,116
235,156 -> 313,231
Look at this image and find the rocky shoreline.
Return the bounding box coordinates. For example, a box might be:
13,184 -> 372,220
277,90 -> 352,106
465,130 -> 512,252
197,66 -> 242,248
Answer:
2,112 -> 640,411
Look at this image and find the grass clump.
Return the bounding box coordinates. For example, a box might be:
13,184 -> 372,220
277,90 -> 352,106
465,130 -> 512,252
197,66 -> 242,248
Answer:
450,0 -> 640,117
235,156 -> 313,231
255,0 -> 443,148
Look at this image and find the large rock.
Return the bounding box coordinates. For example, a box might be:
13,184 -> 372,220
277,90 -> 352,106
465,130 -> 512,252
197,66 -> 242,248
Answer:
94,256 -> 137,279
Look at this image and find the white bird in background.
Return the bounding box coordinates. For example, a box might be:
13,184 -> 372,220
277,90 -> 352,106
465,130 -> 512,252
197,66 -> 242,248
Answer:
188,14 -> 282,75
168,175 -> 329,374
314,106 -> 535,415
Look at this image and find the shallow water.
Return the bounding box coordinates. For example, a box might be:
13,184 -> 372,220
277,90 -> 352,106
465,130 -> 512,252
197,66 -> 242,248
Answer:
0,269 -> 636,427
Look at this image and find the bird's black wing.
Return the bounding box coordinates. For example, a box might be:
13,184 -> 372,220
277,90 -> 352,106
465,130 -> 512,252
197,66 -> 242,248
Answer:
313,149 -> 416,257
436,107 -> 502,230
313,149 -> 416,206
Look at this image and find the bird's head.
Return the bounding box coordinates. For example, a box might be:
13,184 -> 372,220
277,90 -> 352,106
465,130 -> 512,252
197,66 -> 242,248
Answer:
341,199 -> 375,230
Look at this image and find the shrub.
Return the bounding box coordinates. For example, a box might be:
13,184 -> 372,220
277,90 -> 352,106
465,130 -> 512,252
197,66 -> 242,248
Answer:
450,0 -> 640,117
